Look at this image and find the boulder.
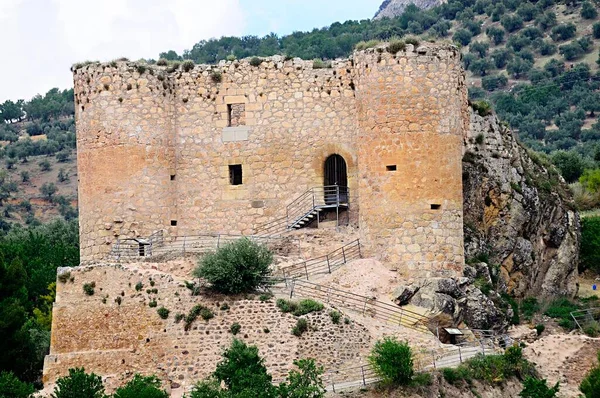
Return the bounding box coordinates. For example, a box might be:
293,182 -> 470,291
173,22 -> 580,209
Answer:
393,285 -> 419,306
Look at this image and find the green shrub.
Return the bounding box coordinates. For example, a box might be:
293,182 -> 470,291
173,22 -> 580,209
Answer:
521,297 -> 539,320
182,60 -> 195,72
466,354 -> 508,383
156,59 -> 168,66
210,71 -> 222,83
174,313 -> 184,323
276,298 -> 298,314
157,307 -> 170,319
411,372 -> 432,387
200,307 -> 214,320
149,300 -> 157,308
584,321 -> 600,337
135,282 -> 143,291
230,322 -> 241,335
520,377 -> 559,398
213,339 -> 277,398
278,358 -> 325,398
355,40 -> 380,50
580,351 -> 600,398
259,293 -> 273,302
535,324 -> 545,336
136,65 -> 146,75
220,303 -> 230,311
292,318 -> 308,337
472,100 -> 493,117
294,299 -> 324,316
51,367 -> 105,398
263,327 -> 270,333
83,282 -> 95,296
39,159 -> 51,171
475,133 -> 485,145
313,59 -> 326,69
187,379 -> 224,398
184,304 -> 214,330
166,61 -> 180,73
194,238 -> 273,294
0,371 -> 35,398
581,216 -> 600,273
387,39 -> 406,54
368,337 -> 413,385
249,57 -> 263,67
442,367 -> 471,385
113,374 -> 168,398
405,36 -> 420,46
329,310 -> 341,324
544,298 -> 579,330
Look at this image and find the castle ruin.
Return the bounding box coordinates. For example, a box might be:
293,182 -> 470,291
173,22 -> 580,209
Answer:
74,43 -> 468,276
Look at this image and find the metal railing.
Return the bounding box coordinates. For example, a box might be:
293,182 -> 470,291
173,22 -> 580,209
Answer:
324,339 -> 501,392
110,233 -> 283,260
279,239 -> 361,280
253,216 -> 289,237
281,278 -> 431,334
286,185 -> 349,229
571,307 -> 600,332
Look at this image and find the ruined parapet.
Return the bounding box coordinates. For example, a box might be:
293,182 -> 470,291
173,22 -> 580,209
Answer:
353,43 -> 468,277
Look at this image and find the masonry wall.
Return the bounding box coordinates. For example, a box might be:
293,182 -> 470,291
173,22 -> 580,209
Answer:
354,46 -> 468,276
74,65 -> 177,259
74,44 -> 467,275
74,58 -> 360,261
43,264 -> 371,393
170,58 -> 360,238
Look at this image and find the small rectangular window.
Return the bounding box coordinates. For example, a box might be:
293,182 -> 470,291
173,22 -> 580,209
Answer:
170,175 -> 176,181
386,165 -> 397,171
431,204 -> 441,210
170,220 -> 178,226
228,104 -> 246,127
229,164 -> 242,185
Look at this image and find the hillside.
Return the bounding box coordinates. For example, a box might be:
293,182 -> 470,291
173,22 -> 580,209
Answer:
0,89 -> 77,230
374,0 -> 446,19
4,0 -> 600,221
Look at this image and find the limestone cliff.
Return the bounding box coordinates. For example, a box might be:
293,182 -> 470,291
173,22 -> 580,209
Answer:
374,0 -> 447,19
462,109 -> 580,298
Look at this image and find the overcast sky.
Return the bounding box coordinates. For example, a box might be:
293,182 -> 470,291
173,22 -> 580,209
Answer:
0,0 -> 382,102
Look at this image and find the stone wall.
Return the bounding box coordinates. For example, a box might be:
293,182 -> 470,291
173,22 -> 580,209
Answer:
74,43 -> 467,276
43,264 -> 371,393
354,45 -> 467,276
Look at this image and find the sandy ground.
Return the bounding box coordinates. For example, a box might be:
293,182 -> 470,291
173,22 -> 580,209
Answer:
523,333 -> 600,398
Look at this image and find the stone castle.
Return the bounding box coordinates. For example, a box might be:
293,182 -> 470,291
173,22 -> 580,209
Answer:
41,43 -> 469,395
74,43 -> 468,276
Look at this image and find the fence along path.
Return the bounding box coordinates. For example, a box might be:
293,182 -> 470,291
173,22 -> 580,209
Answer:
280,278 -> 431,333
324,339 -> 500,392
277,239 -> 361,280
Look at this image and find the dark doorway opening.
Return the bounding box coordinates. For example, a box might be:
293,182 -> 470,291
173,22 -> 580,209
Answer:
324,154 -> 348,205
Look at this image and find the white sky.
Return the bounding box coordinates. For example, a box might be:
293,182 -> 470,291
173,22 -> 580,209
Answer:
0,0 -> 382,102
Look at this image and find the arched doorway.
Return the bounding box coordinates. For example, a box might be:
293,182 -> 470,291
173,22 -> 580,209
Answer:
324,154 -> 348,204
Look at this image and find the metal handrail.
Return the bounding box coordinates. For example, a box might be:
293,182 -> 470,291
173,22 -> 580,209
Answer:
109,233 -> 285,260
286,185 -> 349,229
281,277 -> 431,334
279,239 -> 361,280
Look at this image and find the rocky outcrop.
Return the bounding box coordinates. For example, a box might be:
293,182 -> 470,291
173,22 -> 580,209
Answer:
393,274 -> 510,332
463,109 -> 580,298
374,0 -> 447,19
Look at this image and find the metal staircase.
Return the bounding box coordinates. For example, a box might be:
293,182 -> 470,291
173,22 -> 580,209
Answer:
253,185 -> 349,236
286,185 -> 349,229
